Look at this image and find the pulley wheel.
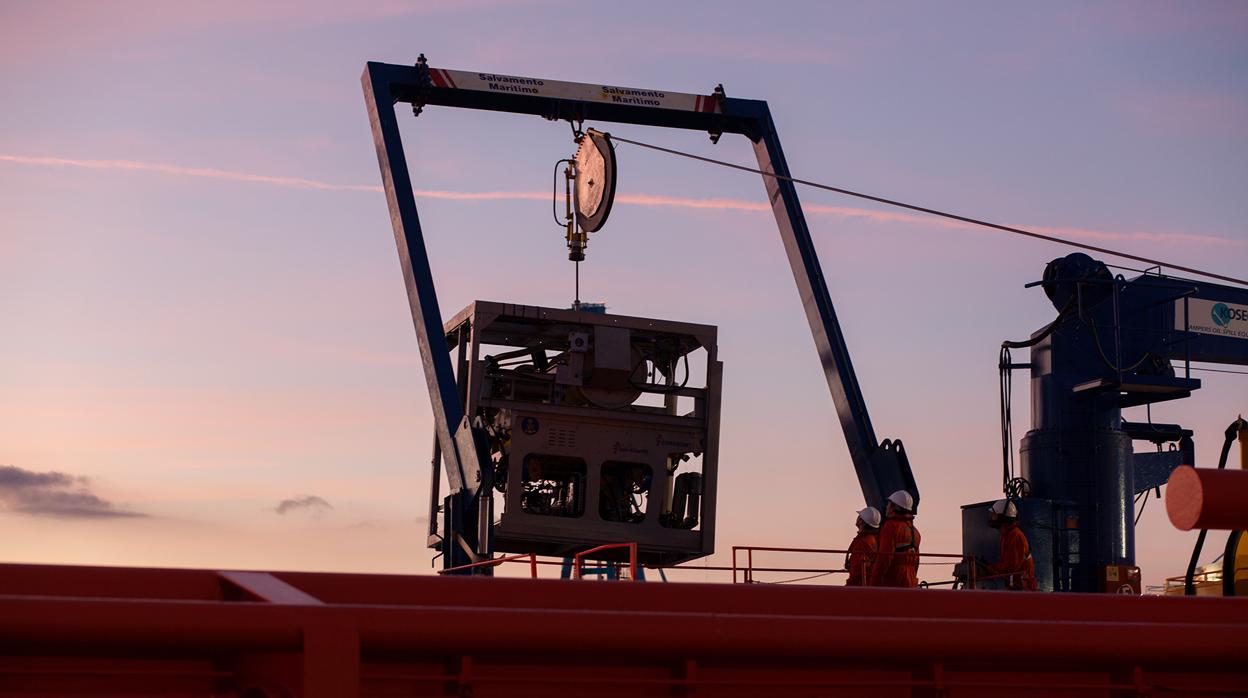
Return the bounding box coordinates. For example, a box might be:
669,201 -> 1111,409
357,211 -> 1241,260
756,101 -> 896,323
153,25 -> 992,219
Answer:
574,130 -> 616,233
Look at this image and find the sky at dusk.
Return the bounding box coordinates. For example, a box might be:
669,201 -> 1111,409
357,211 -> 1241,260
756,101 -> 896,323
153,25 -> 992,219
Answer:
1,1 -> 1246,588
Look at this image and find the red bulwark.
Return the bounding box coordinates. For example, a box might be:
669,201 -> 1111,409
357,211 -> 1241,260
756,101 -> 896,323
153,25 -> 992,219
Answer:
0,562 -> 1245,697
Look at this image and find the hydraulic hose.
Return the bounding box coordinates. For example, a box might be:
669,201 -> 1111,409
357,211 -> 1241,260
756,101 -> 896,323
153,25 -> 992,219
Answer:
1184,417 -> 1248,595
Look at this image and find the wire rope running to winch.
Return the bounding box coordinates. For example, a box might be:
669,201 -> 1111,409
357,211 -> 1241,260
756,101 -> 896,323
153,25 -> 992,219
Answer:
595,129 -> 1248,289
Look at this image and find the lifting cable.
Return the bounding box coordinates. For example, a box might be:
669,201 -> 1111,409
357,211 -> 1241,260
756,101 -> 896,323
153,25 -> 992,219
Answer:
602,132 -> 1248,289
762,571 -> 836,585
1185,365 -> 1248,376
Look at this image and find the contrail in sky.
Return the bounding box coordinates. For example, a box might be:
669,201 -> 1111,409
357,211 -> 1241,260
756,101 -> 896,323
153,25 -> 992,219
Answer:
0,154 -> 383,193
1,153 -> 1242,248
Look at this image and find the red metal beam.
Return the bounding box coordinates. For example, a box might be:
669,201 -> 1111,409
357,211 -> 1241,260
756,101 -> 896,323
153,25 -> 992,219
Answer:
2,593 -> 1245,665
1,562 -> 1245,696
2,592 -> 1244,665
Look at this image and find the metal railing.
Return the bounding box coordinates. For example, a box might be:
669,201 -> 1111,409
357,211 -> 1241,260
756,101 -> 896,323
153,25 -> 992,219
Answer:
1161,569 -> 1222,595
435,543 -> 1014,589
438,553 -> 539,578
436,544 -> 640,580
574,542 -> 638,581
730,545 -> 977,588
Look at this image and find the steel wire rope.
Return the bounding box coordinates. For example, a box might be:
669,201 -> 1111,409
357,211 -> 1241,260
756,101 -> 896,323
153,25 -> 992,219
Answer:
1183,366 -> 1248,376
598,130 -> 1248,288
1135,489 -> 1150,525
762,571 -> 837,585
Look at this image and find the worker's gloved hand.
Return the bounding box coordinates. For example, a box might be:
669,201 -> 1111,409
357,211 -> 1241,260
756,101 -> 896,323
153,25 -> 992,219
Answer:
952,560 -> 990,580
952,561 -> 969,579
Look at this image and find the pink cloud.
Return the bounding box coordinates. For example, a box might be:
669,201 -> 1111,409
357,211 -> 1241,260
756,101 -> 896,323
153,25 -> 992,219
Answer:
3,152 -> 1244,251
1027,224 -> 1244,248
0,154 -> 381,192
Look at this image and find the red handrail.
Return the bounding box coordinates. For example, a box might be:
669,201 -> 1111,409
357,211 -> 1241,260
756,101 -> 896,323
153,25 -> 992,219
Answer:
438,553 -> 539,578
731,545 -> 975,587
434,544 -> 982,587
573,542 -> 638,581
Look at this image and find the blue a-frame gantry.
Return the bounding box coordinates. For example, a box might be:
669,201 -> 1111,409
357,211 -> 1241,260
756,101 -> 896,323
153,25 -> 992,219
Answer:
362,58 -> 919,571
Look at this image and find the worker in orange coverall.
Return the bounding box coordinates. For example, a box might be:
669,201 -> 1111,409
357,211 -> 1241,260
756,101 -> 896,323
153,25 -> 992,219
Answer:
986,499 -> 1038,591
869,490 -> 921,588
844,506 -> 881,586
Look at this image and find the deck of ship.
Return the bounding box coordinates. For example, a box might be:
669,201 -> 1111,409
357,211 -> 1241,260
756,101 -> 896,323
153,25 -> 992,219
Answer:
1,561 -> 1245,696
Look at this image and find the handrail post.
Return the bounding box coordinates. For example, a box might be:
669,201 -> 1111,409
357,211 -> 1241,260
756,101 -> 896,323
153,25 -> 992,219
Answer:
530,554 -> 537,579
571,542 -> 639,581
747,548 -> 754,584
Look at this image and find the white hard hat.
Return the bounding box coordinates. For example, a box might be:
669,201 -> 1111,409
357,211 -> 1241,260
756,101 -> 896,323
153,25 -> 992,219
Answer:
856,506 -> 882,528
887,490 -> 914,512
990,499 -> 1018,518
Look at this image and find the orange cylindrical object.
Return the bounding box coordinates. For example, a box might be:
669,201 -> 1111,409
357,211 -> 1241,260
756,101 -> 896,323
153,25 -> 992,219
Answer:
1166,465 -> 1248,531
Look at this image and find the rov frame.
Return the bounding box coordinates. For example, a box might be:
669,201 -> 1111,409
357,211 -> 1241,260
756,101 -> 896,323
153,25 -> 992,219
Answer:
362,58 -> 917,572
444,301 -> 722,566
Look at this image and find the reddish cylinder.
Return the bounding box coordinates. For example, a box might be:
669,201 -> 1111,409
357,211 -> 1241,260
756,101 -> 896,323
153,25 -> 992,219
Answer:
1166,465 -> 1248,531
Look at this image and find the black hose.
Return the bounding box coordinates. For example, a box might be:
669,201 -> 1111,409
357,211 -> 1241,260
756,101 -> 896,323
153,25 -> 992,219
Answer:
999,347 -> 1014,491
1223,530 -> 1245,597
628,350 -> 691,394
1184,417 -> 1247,595
1000,303 -> 1072,350
551,158 -> 573,227
997,298 -> 1074,493
1087,314 -> 1153,374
